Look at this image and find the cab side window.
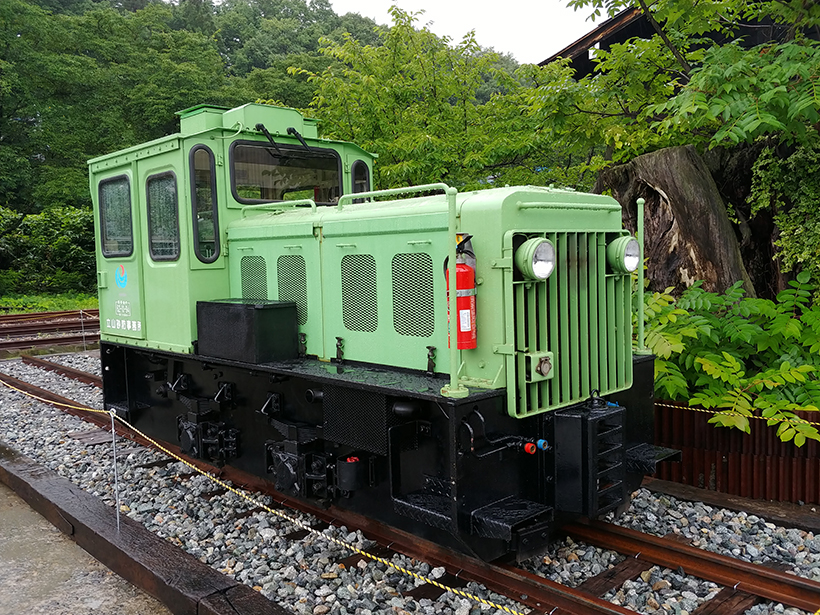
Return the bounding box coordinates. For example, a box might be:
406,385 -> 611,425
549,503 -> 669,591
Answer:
352,160 -> 370,194
99,175 -> 133,257
147,172 -> 180,261
190,145 -> 219,263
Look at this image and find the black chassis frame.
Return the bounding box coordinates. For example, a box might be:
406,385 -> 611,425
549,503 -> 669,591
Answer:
101,342 -> 655,561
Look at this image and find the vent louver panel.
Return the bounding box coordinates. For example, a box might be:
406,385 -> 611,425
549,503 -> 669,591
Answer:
512,232 -> 632,417
240,255 -> 267,300
323,387 -> 395,455
392,253 -> 435,337
341,254 -> 378,332
277,255 -> 308,325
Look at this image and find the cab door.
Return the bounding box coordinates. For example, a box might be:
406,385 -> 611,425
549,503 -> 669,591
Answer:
96,171 -> 146,341
137,149 -> 190,351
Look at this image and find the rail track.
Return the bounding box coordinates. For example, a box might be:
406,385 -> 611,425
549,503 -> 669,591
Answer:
0,309 -> 99,323
2,356 -> 820,615
0,309 -> 99,352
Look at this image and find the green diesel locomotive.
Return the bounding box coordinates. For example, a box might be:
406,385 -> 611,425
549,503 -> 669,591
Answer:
89,102 -> 674,560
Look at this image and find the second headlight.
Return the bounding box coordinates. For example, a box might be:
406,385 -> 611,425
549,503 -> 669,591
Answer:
515,238 -> 556,280
607,236 -> 640,273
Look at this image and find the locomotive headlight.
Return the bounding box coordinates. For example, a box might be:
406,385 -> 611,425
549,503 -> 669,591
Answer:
515,238 -> 556,280
607,236 -> 641,273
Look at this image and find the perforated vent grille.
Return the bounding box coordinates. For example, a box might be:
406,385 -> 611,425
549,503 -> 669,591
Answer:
323,387 -> 395,455
241,255 -> 267,300
277,255 -> 308,325
341,254 -> 378,332
392,253 -> 435,337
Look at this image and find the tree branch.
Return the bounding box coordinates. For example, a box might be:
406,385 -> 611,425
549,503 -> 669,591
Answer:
635,0 -> 692,78
572,104 -> 637,119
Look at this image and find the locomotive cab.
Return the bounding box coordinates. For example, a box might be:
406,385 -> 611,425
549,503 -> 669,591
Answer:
90,102 -> 677,562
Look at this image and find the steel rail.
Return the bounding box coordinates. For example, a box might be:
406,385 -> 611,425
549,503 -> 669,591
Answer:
565,519 -> 820,612
0,333 -> 99,351
0,372 -> 161,455
1,320 -> 101,337
8,367 -> 820,614
0,369 -> 633,615
319,507 -> 637,615
0,309 -> 99,324
20,355 -> 102,388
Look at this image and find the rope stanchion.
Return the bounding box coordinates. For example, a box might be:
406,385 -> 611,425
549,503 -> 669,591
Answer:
80,310 -> 88,352
0,377 -> 530,615
110,409 -> 121,533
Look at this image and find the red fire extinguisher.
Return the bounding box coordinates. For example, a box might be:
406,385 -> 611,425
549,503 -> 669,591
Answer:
446,235 -> 477,349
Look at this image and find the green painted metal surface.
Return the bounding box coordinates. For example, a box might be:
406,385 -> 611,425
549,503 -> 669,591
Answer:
90,103 -> 376,356
90,102 -> 637,418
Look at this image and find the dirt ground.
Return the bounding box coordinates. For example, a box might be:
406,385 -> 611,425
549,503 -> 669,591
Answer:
0,480 -> 171,615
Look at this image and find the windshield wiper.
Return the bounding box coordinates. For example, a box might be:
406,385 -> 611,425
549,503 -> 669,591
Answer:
287,127 -> 311,151
255,123 -> 283,157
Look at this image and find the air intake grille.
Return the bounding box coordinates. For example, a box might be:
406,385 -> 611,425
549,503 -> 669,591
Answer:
323,387 -> 395,455
392,253 -> 435,337
341,254 -> 378,332
512,232 -> 632,417
241,255 -> 267,300
277,255 -> 308,325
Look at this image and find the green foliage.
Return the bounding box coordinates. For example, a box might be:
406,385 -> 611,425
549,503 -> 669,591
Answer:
294,8 -> 494,187
531,0 -> 820,169
0,206 -> 96,294
643,274 -> 820,446
528,36 -> 682,163
0,293 -> 99,313
0,0 -> 395,218
295,8 -> 586,190
750,141 -> 820,289
650,39 -> 820,147
239,53 -> 335,109
0,0 -> 235,215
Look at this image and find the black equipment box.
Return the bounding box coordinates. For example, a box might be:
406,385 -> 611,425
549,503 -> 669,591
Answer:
196,299 -> 298,363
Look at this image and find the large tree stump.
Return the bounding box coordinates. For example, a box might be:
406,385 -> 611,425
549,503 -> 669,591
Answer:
704,143 -> 787,298
594,145 -> 755,296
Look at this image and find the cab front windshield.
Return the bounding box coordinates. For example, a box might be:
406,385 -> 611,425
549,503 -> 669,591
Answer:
231,142 -> 341,205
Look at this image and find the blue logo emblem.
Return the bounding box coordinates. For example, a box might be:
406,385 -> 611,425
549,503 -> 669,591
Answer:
115,265 -> 127,288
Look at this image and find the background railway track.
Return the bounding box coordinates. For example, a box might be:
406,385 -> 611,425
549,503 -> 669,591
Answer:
0,309 -> 100,353
1,354 -> 818,615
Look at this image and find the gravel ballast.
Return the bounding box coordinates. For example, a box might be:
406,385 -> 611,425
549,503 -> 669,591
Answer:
1,353 -> 817,615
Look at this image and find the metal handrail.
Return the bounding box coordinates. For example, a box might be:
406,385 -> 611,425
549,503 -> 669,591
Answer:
241,199 -> 317,217
336,183 -> 449,211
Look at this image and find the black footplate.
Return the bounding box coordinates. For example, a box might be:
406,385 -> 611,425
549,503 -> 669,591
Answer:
393,491 -> 455,532
625,443 -> 681,474
471,496 -> 553,541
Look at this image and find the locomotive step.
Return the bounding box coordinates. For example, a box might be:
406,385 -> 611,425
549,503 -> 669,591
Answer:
624,443 -> 681,475
393,491 -> 455,532
470,496 -> 553,541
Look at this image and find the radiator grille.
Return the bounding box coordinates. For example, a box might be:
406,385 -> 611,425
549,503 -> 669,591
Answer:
512,232 -> 632,417
240,255 -> 267,300
392,253 -> 435,337
341,254 -> 378,332
323,387 -> 395,455
277,255 -> 308,325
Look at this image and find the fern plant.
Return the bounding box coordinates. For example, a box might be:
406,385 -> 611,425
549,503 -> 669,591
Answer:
639,272 -> 820,446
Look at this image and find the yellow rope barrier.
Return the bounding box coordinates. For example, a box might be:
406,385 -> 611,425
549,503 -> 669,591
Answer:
654,401 -> 820,428
0,377 -> 529,615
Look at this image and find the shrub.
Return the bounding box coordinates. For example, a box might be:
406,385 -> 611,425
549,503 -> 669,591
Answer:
643,273 -> 820,446
0,292 -> 98,313
0,205 -> 95,294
